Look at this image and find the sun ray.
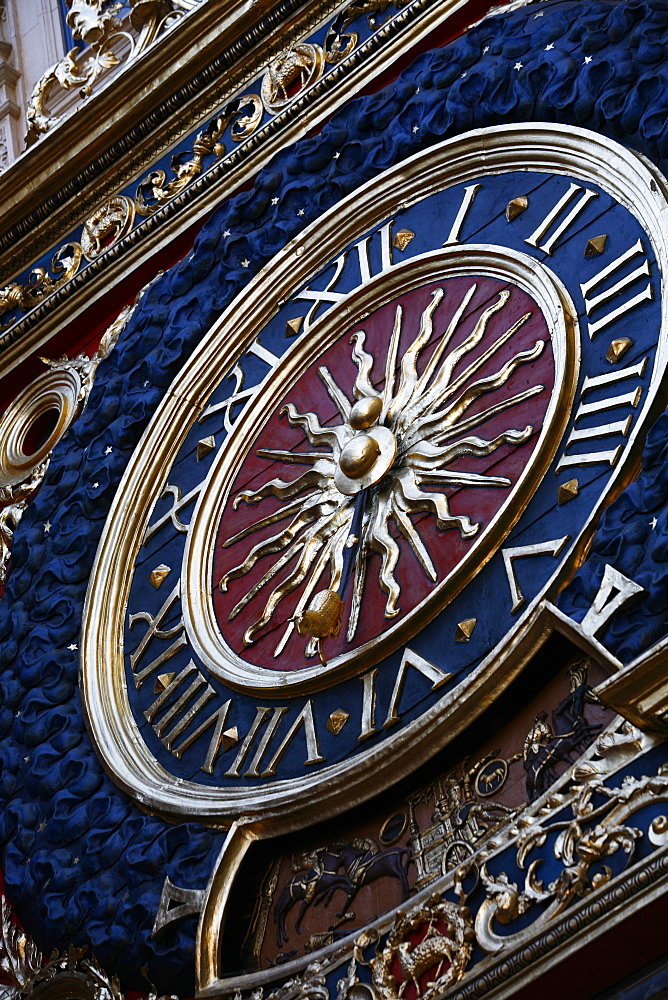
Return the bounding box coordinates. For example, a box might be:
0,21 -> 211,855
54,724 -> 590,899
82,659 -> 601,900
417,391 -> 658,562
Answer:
405,427 -> 534,470
387,289 -> 443,423
223,491 -> 338,548
256,448 -> 331,465
281,402 -> 350,451
394,468 -> 478,537
392,493 -> 437,581
350,330 -> 380,400
234,461 -> 335,507
347,529 -> 369,642
369,495 -> 401,617
404,310 -> 534,443
382,305 -> 403,420
318,367 -> 352,422
399,291 -> 510,431
273,523 -> 348,657
419,340 -> 545,438
222,501 -> 335,594
416,469 -> 511,488
227,540 -> 306,619
243,506 -> 352,644
413,283 -> 478,400
430,385 -> 544,445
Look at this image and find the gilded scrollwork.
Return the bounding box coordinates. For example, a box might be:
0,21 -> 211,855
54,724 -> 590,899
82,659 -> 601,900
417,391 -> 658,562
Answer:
261,44 -> 325,114
468,762 -> 668,955
324,0 -> 405,63
0,244 -> 83,330
26,0 -> 193,142
14,0 -> 408,334
232,961 -> 332,1000
0,287 -> 145,585
371,891 -> 474,1000
134,98 -> 262,215
0,890 -> 177,1000
0,894 -> 44,1000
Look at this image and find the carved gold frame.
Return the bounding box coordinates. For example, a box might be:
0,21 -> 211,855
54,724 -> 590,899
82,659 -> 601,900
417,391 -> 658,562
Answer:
0,0 -> 476,376
81,123 -> 668,834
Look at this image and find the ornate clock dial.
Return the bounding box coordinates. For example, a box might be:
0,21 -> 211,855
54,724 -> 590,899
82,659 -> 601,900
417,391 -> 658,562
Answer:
81,124 -> 668,827
201,268 -> 563,682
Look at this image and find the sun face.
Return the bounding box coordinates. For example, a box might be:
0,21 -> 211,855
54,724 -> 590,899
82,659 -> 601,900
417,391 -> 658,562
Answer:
216,278 -> 548,664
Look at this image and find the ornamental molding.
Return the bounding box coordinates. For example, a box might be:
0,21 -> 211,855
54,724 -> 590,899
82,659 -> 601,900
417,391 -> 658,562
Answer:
26,0 -> 201,141
0,0 -> 473,374
198,722 -> 665,997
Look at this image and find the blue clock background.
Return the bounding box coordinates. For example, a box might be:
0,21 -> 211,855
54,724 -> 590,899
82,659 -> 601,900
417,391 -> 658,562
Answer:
1,0 -> 668,992
124,167 -> 657,789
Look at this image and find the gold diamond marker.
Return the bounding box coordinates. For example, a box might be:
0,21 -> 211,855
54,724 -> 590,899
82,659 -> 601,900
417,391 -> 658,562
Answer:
197,436 -> 215,461
150,564 -> 171,589
222,727 -> 240,751
606,337 -> 633,364
558,478 -> 579,504
455,618 -> 477,642
326,709 -> 350,735
506,196 -> 528,222
154,672 -> 176,694
286,316 -> 303,337
585,234 -> 607,257
393,229 -> 415,251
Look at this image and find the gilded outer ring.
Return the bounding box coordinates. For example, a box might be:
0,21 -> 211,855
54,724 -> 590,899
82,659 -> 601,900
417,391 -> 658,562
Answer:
81,124 -> 668,828
184,245 -> 575,694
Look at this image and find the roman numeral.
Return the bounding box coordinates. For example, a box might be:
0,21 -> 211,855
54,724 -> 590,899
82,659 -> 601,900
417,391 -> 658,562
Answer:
353,219 -> 394,282
580,564 -> 645,639
502,536 -> 570,613
580,239 -> 653,339
443,184 -> 480,245
359,668 -> 379,742
384,649 -> 453,727
143,661 -> 232,773
144,662 -> 214,744
199,338 -> 281,430
525,182 -> 598,255
556,357 -> 648,471
225,701 -> 324,777
128,583 -> 186,688
144,482 -> 202,543
295,222 -> 395,333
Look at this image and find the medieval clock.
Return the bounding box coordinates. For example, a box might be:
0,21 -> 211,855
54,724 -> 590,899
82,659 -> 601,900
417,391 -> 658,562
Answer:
79,122 -> 668,992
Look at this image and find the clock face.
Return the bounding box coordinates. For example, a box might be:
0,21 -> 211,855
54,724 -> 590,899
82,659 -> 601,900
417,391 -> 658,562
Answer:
81,124 -> 668,828
188,262 -> 568,692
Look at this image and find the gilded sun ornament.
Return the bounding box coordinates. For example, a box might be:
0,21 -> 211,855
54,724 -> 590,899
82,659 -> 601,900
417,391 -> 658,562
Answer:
219,283 -> 546,659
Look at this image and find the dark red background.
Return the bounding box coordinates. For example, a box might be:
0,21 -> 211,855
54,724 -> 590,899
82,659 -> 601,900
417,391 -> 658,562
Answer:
213,275 -> 555,670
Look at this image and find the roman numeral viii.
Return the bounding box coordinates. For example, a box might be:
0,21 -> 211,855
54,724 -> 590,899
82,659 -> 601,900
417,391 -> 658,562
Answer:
581,239 -> 653,339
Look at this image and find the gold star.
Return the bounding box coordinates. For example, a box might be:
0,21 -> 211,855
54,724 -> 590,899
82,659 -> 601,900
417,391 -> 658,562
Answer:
558,478 -> 579,505
455,618 -> 477,642
326,709 -> 350,735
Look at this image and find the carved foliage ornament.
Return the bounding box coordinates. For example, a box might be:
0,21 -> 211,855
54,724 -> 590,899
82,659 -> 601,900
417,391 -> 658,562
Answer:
25,0 -> 197,141
469,761 -> 668,955
8,0 -> 410,333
